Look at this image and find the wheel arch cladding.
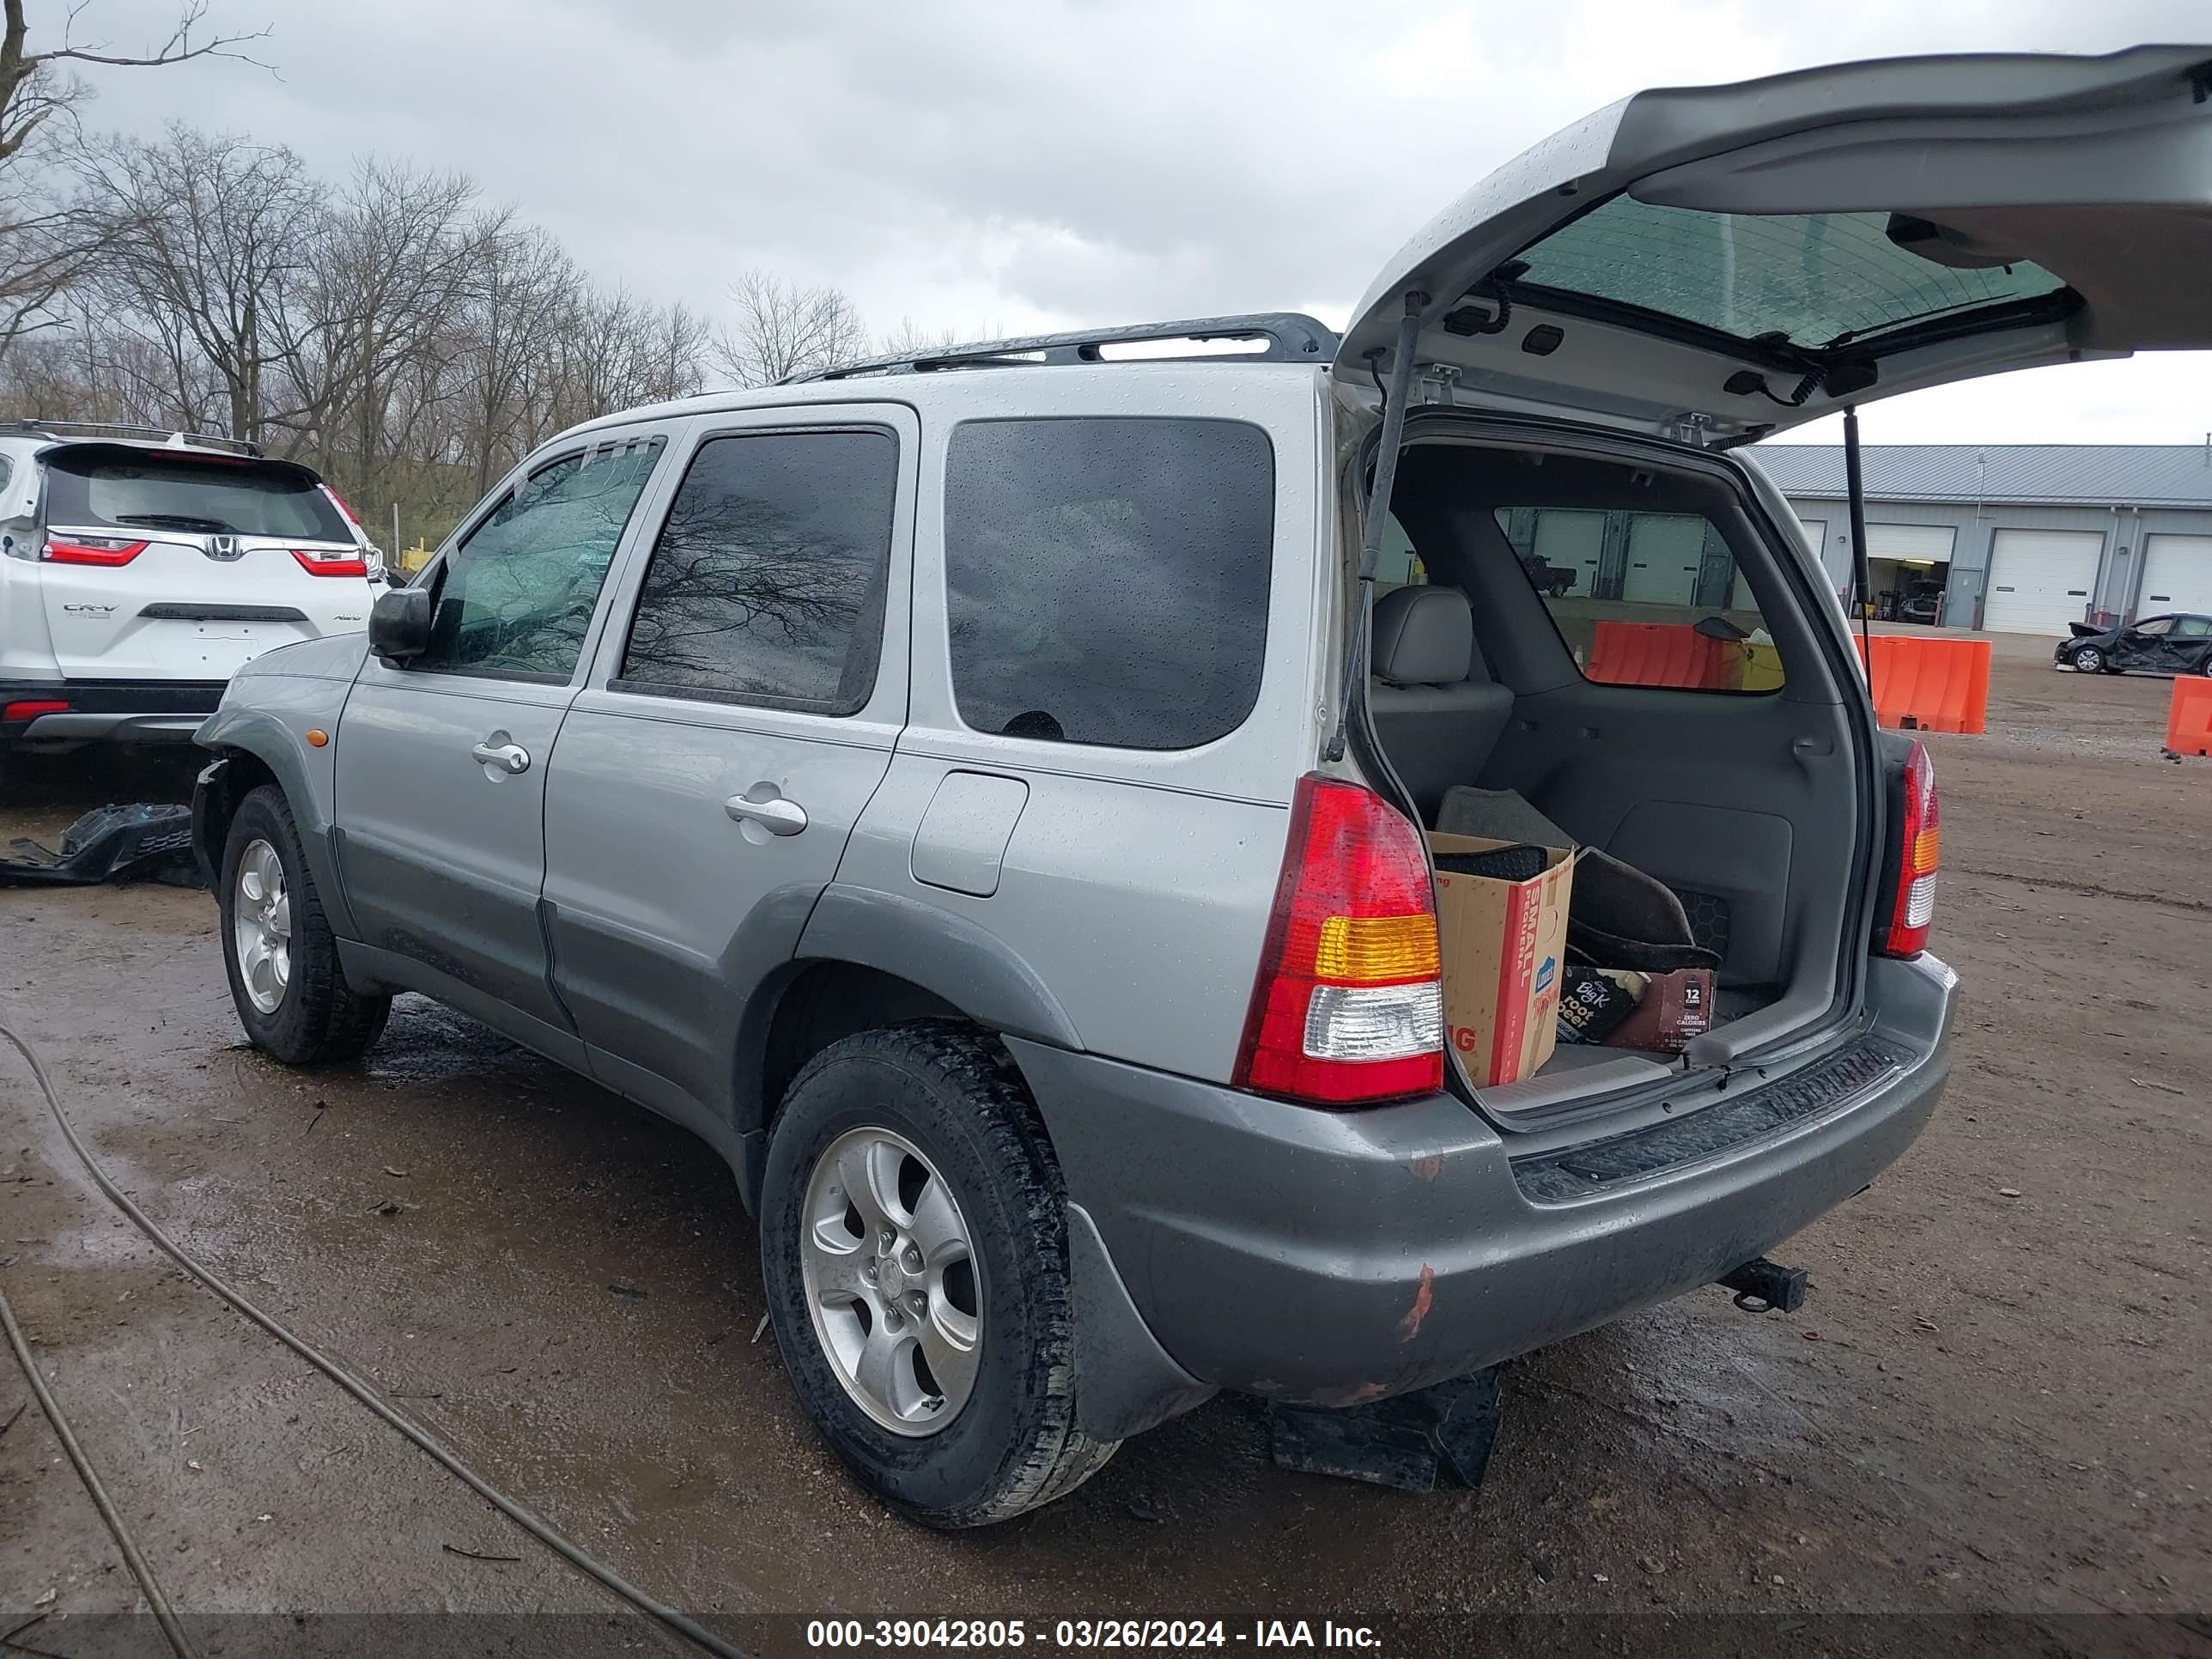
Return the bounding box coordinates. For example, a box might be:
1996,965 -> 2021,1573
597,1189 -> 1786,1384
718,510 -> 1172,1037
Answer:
753,961 -> 965,1138
194,750 -> 277,883
733,884 -> 1086,1201
736,949 -> 1069,1210
197,702 -> 357,938
796,886 -> 1084,1054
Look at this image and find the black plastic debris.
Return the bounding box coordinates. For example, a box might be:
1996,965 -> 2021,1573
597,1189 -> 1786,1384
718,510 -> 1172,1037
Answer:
0,804 -> 203,888
1267,1367 -> 1504,1493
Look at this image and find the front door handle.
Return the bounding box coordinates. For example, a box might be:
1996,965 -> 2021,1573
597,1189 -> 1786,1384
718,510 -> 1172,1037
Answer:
725,791 -> 807,836
470,734 -> 531,775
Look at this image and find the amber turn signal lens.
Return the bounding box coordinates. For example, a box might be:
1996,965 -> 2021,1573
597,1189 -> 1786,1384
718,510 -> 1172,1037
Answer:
1312,913 -> 1441,982
306,728 -> 329,747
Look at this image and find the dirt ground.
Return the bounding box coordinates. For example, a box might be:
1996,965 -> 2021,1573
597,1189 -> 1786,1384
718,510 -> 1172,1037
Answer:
2,643 -> 2206,1656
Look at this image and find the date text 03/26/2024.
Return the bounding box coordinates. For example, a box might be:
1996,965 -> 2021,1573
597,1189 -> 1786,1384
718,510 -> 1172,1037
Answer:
805,1620 -> 1383,1650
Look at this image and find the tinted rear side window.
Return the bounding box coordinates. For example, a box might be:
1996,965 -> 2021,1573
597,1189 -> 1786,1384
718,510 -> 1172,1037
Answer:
943,417 -> 1273,749
617,428 -> 896,713
44,452 -> 351,542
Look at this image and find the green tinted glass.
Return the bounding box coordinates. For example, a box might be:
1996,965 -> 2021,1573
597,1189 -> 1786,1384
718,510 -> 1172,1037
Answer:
1514,198 -> 2066,349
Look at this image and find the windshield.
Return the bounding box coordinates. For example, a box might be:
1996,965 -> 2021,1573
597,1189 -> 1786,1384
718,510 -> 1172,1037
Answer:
1510,196 -> 2069,351
44,452 -> 353,542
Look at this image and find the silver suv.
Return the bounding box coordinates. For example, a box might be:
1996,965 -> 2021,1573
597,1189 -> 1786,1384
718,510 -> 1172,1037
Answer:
192,49 -> 2209,1527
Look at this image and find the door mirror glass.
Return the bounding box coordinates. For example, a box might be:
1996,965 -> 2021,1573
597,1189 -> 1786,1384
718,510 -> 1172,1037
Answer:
369,586 -> 433,663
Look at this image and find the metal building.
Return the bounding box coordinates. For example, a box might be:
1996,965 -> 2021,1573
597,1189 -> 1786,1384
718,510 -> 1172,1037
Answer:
1750,444 -> 2212,635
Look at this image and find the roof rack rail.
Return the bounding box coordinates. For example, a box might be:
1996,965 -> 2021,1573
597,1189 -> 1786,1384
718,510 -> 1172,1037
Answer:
0,418 -> 264,458
798,313 -> 1339,382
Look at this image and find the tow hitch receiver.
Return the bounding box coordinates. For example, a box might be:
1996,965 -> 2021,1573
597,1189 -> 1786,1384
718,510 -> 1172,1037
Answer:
1717,1256 -> 1809,1314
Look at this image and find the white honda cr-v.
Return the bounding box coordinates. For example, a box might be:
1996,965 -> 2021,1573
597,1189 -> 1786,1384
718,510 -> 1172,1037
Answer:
0,420 -> 380,783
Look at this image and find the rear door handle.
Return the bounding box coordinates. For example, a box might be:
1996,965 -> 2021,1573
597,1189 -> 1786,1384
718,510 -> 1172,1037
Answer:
725,791 -> 807,836
470,734 -> 531,775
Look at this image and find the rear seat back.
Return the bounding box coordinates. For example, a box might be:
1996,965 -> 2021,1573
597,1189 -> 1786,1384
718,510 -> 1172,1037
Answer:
1367,584 -> 1514,822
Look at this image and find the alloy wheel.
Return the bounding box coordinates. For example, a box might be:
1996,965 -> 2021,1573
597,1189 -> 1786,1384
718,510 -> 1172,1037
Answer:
799,1126 -> 982,1436
232,837 -> 292,1014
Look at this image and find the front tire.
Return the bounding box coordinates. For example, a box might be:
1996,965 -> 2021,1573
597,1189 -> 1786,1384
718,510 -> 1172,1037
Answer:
759,1021 -> 1116,1528
218,785 -> 390,1064
2069,645 -> 2106,674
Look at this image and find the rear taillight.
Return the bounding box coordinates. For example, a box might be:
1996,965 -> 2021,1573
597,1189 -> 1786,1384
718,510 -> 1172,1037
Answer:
321,485 -> 361,526
291,549 -> 369,577
1876,741 -> 1939,958
42,536 -> 149,567
3,699 -> 70,723
1234,775 -> 1444,1106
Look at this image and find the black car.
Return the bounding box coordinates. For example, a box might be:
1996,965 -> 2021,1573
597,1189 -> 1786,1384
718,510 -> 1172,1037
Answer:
1899,580 -> 1946,626
2056,612 -> 2212,676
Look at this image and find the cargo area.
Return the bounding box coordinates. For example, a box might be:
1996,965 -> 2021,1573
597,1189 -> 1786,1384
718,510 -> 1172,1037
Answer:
1362,424 -> 1866,1105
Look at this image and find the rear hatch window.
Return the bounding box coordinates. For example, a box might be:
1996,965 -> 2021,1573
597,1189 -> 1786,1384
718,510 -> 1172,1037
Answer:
44,447 -> 352,543
1508,198 -> 2071,360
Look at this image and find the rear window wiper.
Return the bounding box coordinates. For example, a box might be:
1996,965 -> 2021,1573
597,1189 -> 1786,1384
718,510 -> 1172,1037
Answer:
111,513 -> 238,532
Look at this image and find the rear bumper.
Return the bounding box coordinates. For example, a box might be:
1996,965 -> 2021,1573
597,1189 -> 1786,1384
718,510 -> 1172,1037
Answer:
1011,951 -> 1955,1413
2,679 -> 226,746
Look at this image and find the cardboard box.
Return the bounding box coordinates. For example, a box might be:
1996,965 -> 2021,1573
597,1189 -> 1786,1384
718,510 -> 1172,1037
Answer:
1428,832 -> 1577,1086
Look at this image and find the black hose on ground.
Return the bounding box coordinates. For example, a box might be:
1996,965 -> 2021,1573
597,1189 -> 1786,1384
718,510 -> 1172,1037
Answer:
0,1012 -> 749,1659
0,1279 -> 200,1659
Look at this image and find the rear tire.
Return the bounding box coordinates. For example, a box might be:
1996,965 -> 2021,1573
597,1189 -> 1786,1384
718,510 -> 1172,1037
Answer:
759,1020 -> 1116,1528
218,785 -> 390,1064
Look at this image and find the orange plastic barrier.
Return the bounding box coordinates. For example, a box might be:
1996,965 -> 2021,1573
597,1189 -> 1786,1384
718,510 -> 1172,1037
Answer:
2166,677 -> 2212,757
1586,622 -> 1733,690
1854,635 -> 1990,735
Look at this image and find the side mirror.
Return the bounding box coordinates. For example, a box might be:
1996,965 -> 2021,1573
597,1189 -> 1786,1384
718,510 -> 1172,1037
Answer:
368,586 -> 433,664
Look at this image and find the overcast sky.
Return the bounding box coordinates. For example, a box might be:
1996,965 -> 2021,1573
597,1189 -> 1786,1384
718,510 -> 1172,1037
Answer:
43,0 -> 2212,447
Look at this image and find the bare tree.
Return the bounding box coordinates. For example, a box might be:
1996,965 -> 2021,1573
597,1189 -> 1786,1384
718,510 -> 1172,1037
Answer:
449,221 -> 577,494
874,317 -> 963,360
75,125 -> 318,441
1,3 -> 270,358
3,1 -> 269,165
273,157 -> 482,495
641,301 -> 711,404
713,268 -> 866,386
0,169 -> 85,355
0,107 -> 769,553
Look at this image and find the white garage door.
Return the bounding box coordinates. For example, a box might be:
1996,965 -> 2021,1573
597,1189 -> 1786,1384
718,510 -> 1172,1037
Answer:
1866,523 -> 1957,562
2139,534 -> 2212,617
1786,517 -> 1833,605
1621,514 -> 1705,605
1984,529 -> 2104,634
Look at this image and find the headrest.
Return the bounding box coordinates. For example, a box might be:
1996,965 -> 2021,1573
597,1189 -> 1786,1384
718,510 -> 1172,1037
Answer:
1372,585 -> 1473,685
